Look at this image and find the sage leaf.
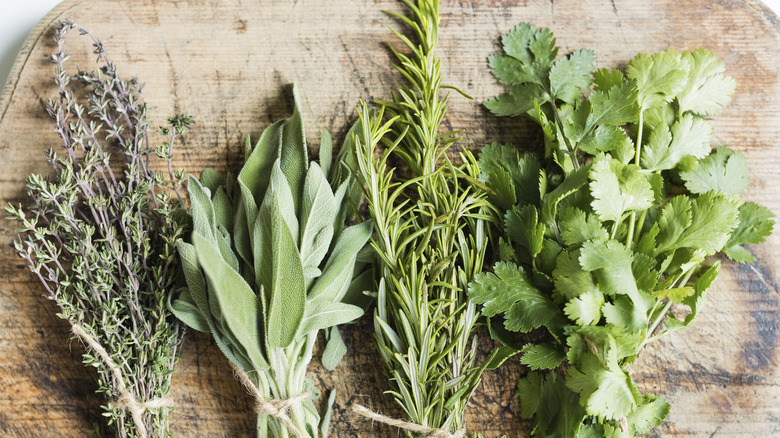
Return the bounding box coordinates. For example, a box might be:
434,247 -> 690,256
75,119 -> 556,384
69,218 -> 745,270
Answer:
192,233 -> 269,370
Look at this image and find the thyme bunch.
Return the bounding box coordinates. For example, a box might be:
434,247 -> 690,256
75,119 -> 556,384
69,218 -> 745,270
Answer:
5,21 -> 191,438
351,1 -> 497,435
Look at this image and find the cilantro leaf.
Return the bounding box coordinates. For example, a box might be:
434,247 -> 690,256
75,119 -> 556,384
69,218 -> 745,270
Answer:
723,202 -> 775,263
585,80 -> 639,130
652,286 -> 695,304
488,22 -> 597,123
628,394 -> 671,435
578,125 -> 634,158
549,49 -> 595,104
593,68 -> 625,93
564,290 -> 605,326
520,344 -> 566,370
559,207 -> 609,247
681,262 -> 719,325
677,48 -> 736,116
566,352 -> 640,421
579,239 -> 650,331
478,143 -> 519,209
478,144 -> 542,209
658,191 -> 740,255
541,163 -> 591,225
589,154 -> 653,223
486,23 -> 561,117
477,142 -> 520,178
518,372 -> 586,437
641,114 -> 713,171
632,252 -> 660,292
489,54 -> 541,86
506,205 -> 545,261
553,249 -> 600,302
469,261 -> 561,332
656,194 -> 693,253
484,83 -> 541,116
517,371 -> 545,419
503,22 -> 557,68
627,49 -> 689,110
566,325 -> 645,365
680,146 -> 749,195
483,165 -> 517,211
602,295 -> 645,332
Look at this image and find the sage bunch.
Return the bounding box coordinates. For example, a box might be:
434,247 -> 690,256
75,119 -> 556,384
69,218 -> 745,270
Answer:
168,85 -> 372,438
350,0 -> 497,435
6,21 -> 191,438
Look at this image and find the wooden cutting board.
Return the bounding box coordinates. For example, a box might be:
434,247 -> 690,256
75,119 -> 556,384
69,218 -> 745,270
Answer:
1,0 -> 778,436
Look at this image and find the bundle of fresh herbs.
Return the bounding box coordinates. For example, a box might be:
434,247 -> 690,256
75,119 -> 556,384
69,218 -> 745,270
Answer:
468,22 -> 775,436
350,0 -> 496,435
168,85 -> 371,438
6,21 -> 191,438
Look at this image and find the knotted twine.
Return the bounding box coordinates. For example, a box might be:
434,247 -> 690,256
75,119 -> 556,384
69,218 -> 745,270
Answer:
352,404 -> 467,438
230,363 -> 312,438
70,323 -> 173,438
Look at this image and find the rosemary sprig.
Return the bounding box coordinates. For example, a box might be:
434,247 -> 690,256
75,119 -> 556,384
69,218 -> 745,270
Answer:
352,0 -> 497,435
5,21 -> 191,438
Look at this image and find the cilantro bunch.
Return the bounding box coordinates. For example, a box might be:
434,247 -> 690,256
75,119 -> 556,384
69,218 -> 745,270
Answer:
469,23 -> 774,436
169,85 -> 371,438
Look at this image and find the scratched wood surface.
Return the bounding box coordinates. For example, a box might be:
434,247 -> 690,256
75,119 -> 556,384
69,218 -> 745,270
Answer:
0,0 -> 778,436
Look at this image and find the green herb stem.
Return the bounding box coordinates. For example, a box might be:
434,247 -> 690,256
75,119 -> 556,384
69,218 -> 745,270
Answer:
550,99 -> 580,170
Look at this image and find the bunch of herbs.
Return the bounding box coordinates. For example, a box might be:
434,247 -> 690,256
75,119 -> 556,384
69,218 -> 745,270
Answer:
469,22 -> 774,436
350,0 -> 497,434
6,21 -> 191,438
168,85 -> 372,438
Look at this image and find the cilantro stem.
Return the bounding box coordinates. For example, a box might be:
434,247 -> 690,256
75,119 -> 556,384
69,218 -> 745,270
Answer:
625,111 -> 646,248
610,216 -> 623,240
644,299 -> 674,347
625,215 -> 636,247
640,267 -> 696,350
633,110 -> 645,165
549,99 -> 580,170
633,208 -> 649,244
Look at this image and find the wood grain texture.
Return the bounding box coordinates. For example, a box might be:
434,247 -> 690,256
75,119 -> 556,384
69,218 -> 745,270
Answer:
0,0 -> 778,436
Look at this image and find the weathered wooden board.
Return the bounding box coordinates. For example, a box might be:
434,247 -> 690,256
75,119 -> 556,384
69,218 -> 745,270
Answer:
0,0 -> 778,436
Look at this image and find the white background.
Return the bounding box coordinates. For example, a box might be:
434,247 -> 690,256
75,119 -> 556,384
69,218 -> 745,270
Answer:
1,0 -> 780,93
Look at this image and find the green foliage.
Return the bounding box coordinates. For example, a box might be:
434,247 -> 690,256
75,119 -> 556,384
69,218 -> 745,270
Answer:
6,22 -> 188,437
473,22 -> 774,437
169,85 -> 371,438
350,0 -> 497,434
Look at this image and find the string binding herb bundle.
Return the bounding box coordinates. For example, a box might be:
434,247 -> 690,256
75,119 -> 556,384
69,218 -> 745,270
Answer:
6,20 -> 192,438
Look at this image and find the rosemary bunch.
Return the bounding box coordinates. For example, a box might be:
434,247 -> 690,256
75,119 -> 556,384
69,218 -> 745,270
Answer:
351,1 -> 496,435
5,21 -> 191,438
169,85 -> 371,438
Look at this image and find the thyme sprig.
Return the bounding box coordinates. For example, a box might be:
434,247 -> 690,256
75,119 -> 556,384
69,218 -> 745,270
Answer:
5,21 -> 191,438
352,1 -> 497,435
